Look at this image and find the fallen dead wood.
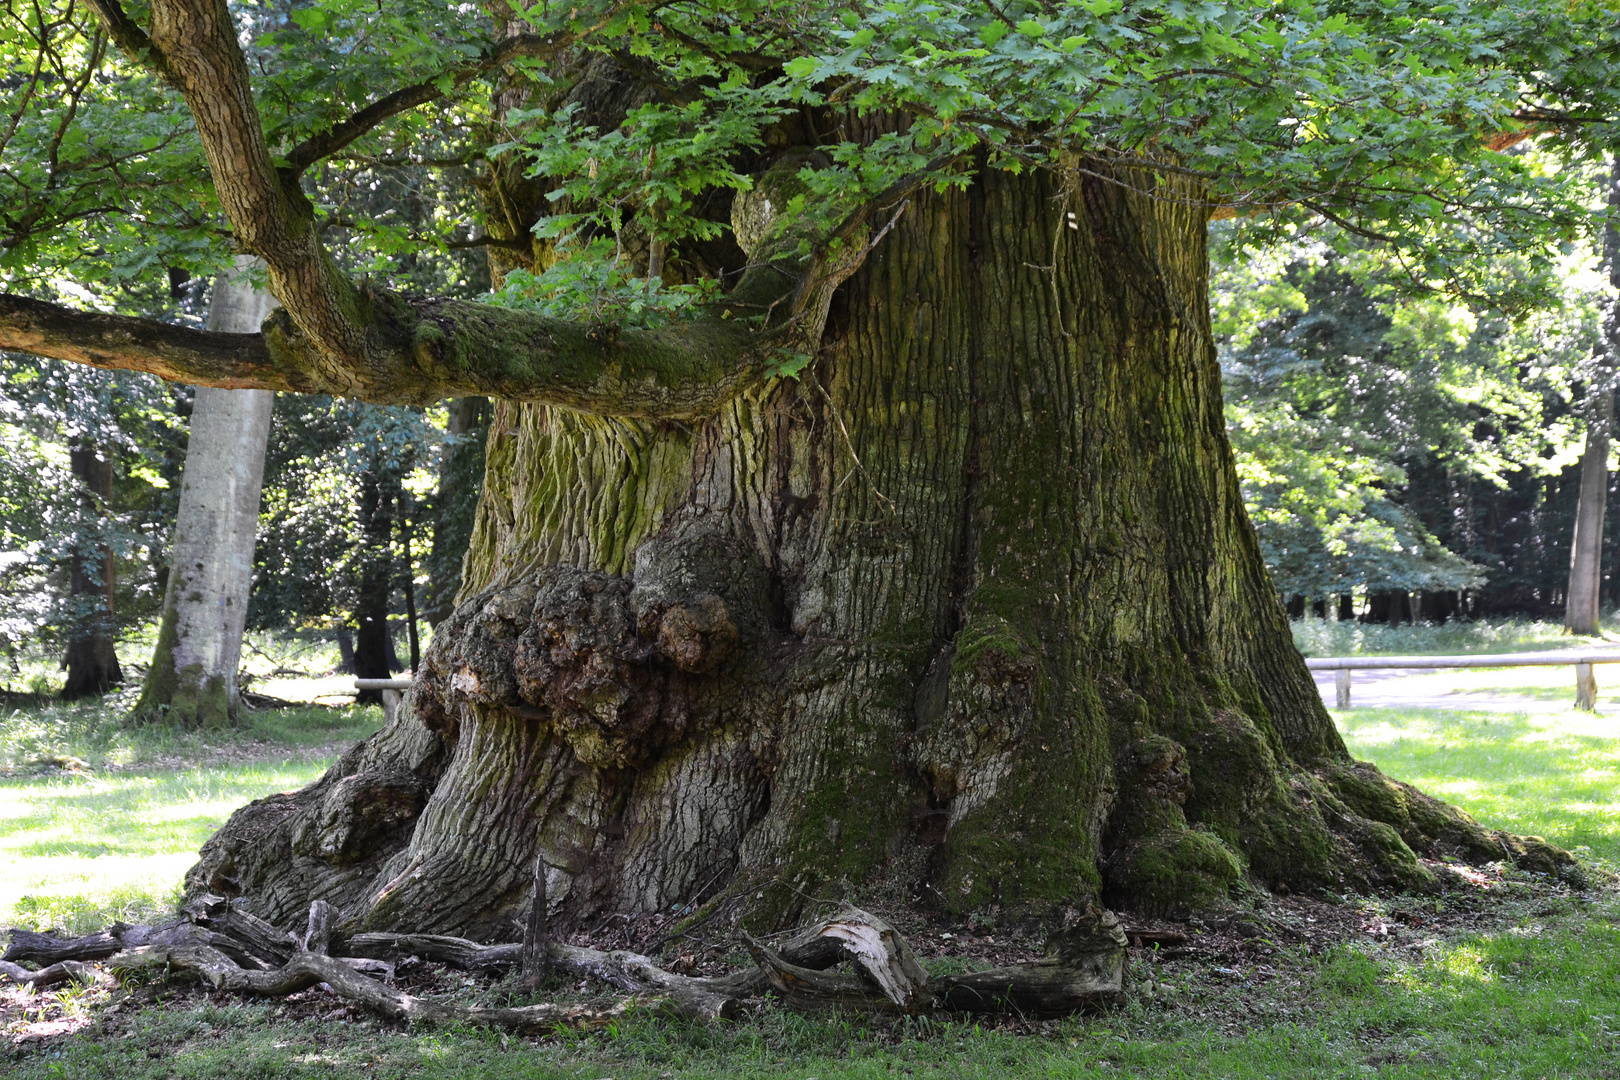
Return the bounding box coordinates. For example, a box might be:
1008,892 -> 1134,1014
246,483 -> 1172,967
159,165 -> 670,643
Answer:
1,897 -> 1128,1029
0,957 -> 97,990
3,927 -> 122,966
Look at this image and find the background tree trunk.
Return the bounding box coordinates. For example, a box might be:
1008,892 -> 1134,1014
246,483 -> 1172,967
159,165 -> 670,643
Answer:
61,440 -> 121,699
1568,156 -> 1620,637
134,260 -> 276,724
353,468 -> 400,703
1565,413 -> 1610,635
424,397 -> 491,627
189,162 -> 1514,939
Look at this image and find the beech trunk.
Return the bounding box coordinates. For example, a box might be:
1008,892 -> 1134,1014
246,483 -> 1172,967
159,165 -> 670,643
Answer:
134,261 -> 276,724
189,165 -> 1547,939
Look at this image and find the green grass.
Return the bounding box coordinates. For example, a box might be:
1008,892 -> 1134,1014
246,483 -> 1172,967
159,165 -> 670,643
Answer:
1292,615 -> 1620,658
0,701 -> 381,933
1338,704 -> 1620,863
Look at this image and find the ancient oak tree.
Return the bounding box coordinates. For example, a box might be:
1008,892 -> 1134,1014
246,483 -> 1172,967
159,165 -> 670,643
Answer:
1,1 -> 1612,937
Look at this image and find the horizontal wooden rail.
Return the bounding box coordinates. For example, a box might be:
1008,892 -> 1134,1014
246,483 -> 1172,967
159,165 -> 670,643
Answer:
353,678 -> 414,690
353,677 -> 413,723
1304,651 -> 1620,710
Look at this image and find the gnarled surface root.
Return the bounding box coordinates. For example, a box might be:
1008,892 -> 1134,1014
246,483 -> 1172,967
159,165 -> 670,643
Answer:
3,900 -> 1127,1028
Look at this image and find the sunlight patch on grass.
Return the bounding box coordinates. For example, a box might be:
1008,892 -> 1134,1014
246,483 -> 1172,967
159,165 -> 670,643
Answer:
0,759 -> 336,933
1338,705 -> 1620,859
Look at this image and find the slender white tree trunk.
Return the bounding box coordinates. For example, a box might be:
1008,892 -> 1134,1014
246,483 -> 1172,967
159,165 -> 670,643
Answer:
134,259 -> 276,724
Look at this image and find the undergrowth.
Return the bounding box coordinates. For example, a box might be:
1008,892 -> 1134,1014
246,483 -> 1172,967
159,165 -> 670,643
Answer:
1292,615 -> 1618,658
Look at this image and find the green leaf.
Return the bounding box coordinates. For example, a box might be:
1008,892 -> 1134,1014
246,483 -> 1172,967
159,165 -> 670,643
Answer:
765,351 -> 813,380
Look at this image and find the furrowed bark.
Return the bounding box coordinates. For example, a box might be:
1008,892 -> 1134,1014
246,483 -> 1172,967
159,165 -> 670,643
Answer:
2,927 -> 122,966
61,439 -> 122,699
181,154 -> 1575,950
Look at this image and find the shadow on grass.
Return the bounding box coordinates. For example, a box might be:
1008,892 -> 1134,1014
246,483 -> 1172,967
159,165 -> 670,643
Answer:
1339,706 -> 1620,860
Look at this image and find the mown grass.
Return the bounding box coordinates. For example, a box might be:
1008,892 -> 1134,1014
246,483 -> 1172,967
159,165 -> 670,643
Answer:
1339,705 -> 1620,863
1292,615 -> 1619,658
0,701 -> 381,933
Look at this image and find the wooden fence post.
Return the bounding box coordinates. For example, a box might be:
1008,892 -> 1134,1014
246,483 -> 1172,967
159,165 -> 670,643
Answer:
1576,662 -> 1597,712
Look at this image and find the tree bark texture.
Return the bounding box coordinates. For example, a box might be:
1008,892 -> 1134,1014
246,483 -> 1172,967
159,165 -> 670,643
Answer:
189,164 -> 1531,939
134,260 -> 276,724
1568,156 -> 1620,637
61,440 -> 122,698
1564,409 -> 1610,636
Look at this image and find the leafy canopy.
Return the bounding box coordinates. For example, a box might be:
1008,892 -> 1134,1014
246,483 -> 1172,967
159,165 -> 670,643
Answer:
3,0 -> 1618,316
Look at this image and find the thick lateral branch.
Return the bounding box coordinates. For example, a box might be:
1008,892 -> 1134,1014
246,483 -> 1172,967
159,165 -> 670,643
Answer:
1,290 -> 770,413
0,294 -> 314,393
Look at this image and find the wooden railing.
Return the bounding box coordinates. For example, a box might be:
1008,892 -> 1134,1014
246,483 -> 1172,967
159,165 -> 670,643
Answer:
353,677 -> 414,722
1304,651 -> 1620,710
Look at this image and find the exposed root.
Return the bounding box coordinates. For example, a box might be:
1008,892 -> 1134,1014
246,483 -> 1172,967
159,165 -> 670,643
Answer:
2,898 -> 1128,1029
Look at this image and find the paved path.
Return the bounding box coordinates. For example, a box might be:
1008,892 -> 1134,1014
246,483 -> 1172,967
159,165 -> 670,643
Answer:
1311,666 -> 1620,715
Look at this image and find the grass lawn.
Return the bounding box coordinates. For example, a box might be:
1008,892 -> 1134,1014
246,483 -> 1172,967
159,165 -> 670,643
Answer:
2,695 -> 1618,1077
1339,705 -> 1620,862
0,701 -> 382,933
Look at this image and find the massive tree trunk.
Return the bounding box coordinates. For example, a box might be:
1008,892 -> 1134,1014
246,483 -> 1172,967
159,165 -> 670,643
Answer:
186,165 -> 1525,939
1568,157 -> 1620,637
133,262 -> 275,725
60,439 -> 122,699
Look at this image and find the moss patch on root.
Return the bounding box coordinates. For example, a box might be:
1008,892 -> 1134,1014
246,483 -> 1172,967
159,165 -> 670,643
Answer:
1107,828 -> 1242,915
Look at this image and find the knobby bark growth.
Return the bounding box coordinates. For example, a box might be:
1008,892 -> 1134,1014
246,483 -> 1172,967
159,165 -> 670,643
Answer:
186,164 -> 1577,943
133,262 -> 276,725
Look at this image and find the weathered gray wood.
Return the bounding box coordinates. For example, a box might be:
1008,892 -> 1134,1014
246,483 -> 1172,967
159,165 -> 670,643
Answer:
1576,662 -> 1598,711
519,852 -> 548,991
3,927 -> 122,965
184,894 -> 296,965
0,958 -> 97,989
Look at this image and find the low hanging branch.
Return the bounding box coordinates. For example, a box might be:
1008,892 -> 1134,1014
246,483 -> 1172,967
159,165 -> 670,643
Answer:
1,896 -> 1129,1030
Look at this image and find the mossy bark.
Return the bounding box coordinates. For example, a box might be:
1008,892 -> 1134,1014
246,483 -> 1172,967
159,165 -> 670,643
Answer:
189,163 -> 1555,938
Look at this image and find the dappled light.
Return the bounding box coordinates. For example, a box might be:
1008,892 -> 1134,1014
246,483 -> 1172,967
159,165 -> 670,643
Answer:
1340,706 -> 1620,860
